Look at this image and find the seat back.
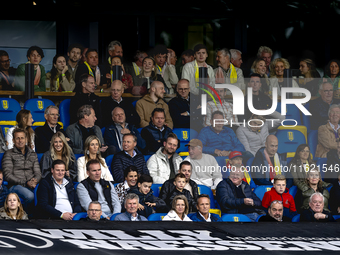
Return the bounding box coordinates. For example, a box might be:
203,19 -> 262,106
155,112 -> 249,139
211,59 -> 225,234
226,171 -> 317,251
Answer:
172,128 -> 191,153
59,99 -> 71,129
276,128 -> 307,155
73,212 -> 88,220
0,98 -> 21,124
151,184 -> 162,197
254,185 -> 273,201
308,130 -> 318,159
301,102 -> 311,133
292,214 -> 300,222
148,213 -> 167,221
24,98 -> 55,125
221,214 -> 252,222
105,154 -> 114,173
110,213 -> 120,221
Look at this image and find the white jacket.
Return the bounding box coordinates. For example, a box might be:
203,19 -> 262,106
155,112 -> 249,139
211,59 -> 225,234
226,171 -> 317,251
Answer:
77,156 -> 113,182
162,210 -> 192,221
147,147 -> 183,184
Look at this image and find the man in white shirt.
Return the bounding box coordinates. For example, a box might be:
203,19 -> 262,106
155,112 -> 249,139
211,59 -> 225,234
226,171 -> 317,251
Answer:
37,159 -> 82,220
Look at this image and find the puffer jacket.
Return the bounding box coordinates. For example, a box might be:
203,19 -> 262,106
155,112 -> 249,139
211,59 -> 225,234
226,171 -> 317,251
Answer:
0,207 -> 28,220
2,146 -> 41,187
147,147 -> 183,184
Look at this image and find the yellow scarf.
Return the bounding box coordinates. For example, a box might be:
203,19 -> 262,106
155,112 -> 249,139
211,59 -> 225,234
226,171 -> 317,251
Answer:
84,61 -> 100,86
229,63 -> 237,84
132,62 -> 140,76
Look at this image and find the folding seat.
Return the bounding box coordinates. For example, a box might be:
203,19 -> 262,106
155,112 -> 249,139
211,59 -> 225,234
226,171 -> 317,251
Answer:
253,185 -> 273,201
0,98 -> 21,137
59,99 -> 71,129
72,212 -> 88,220
105,154 -> 114,173
307,130 -> 318,159
148,213 -> 167,221
291,214 -> 300,222
276,127 -> 307,157
24,98 -> 56,128
151,183 -> 162,197
221,214 -> 251,222
172,128 -> 191,153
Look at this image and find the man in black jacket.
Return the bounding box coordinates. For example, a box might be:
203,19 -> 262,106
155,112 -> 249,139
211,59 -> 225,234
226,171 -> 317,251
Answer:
37,160 -> 81,220
300,192 -> 335,222
159,161 -> 198,204
34,105 -> 68,153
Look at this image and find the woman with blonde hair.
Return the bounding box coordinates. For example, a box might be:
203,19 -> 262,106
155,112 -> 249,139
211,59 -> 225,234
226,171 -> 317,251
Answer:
40,131 -> 77,180
162,195 -> 192,221
297,58 -> 320,96
269,58 -> 302,96
6,109 -> 35,150
0,193 -> 28,220
250,58 -> 270,93
77,135 -> 113,182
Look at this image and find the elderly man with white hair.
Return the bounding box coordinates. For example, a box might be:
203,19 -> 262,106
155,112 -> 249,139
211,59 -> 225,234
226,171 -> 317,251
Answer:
300,192 -> 335,222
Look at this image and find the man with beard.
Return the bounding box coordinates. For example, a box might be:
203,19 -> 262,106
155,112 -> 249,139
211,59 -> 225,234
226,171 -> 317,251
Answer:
259,200 -> 292,222
67,43 -> 83,81
147,133 -> 182,184
136,81 -> 173,128
0,50 -> 16,90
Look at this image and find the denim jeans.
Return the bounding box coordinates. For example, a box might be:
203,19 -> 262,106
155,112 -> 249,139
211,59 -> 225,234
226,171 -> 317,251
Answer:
244,212 -> 261,222
9,185 -> 34,207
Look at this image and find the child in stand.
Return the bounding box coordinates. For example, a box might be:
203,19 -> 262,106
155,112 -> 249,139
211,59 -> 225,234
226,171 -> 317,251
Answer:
262,174 -> 297,218
128,174 -> 166,218
163,173 -> 196,212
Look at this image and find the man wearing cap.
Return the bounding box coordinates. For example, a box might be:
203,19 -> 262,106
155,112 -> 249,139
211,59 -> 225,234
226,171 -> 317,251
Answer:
181,44 -> 215,96
184,139 -> 222,189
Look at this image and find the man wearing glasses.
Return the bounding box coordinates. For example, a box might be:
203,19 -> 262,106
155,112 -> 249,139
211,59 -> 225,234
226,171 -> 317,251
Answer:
310,82 -> 340,130
86,201 -> 107,221
258,200 -> 291,222
35,105 -> 69,153
0,50 -> 16,91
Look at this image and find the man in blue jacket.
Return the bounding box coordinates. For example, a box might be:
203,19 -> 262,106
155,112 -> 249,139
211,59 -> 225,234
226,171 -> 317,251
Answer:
190,194 -> 222,222
198,110 -> 245,157
37,159 -> 82,220
216,167 -> 264,222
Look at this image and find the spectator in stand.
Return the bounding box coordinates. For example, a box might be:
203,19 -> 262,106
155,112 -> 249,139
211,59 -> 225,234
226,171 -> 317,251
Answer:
299,168 -> 331,212
104,107 -> 145,153
40,132 -> 77,181
132,56 -> 165,96
37,159 -> 82,220
168,79 -> 191,128
181,44 -> 215,96
34,105 -> 68,153
214,48 -> 245,92
74,48 -> 108,93
250,58 -> 270,93
315,104 -> 340,158
159,161 -> 199,203
0,50 -> 16,90
203,87 -> 239,131
67,43 -> 83,81
0,170 -> 9,207
77,135 -> 113,182
106,55 -> 133,93
190,194 -> 222,222
198,110 -> 245,157
153,45 -> 178,94
257,46 -> 273,77
309,82 -> 340,130
261,174 -> 297,218
106,40 -> 123,67
179,49 -> 194,78
69,74 -> 102,127
128,174 -> 167,218
2,128 -> 41,210
300,192 -> 335,222
0,193 -> 28,220
66,105 -> 107,155
141,108 -> 173,154
115,166 -> 138,206
14,45 -> 46,92
101,80 -> 140,128
184,139 -> 222,189
252,135 -> 293,188
125,50 -> 148,82
289,144 -> 316,191
6,109 -> 35,151
326,140 -> 340,185
46,54 -> 75,92
114,193 -> 148,221
323,59 -> 340,94
296,58 -> 321,96
230,49 -> 243,68
111,133 -> 149,183
216,166 -> 264,222
147,133 -> 182,184
136,80 -> 173,128
162,195 -> 192,221
269,58 -> 303,96
85,201 -> 107,221
77,159 -> 121,219
258,200 -> 292,222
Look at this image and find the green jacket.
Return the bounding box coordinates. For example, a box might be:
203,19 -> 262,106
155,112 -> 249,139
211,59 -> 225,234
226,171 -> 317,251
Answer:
14,63 -> 46,92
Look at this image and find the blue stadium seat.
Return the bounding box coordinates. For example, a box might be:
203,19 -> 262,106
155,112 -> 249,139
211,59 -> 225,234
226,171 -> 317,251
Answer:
221,214 -> 252,222
308,130 -> 318,159
0,125 -> 13,140
301,102 -> 311,133
151,184 -> 162,197
189,128 -> 198,139
172,128 -> 191,153
197,185 -> 216,208
0,98 -> 21,125
73,212 -> 88,220
246,157 -> 254,167
289,185 -> 298,198
34,183 -> 39,206
254,185 -> 273,201
105,154 -> 114,172
74,154 -> 84,160
37,153 -> 44,163
110,213 -> 120,221
73,182 -> 79,189
144,154 -> 152,162
59,99 -> 71,129
292,214 -> 300,222
316,158 -> 327,179
334,215 -> 340,221
276,102 -> 303,125
0,153 -> 3,169
138,127 -> 143,133
132,100 -> 137,108
276,128 -> 307,155
215,156 -> 229,179
148,213 -> 167,221
24,98 -> 55,125
256,214 -> 265,222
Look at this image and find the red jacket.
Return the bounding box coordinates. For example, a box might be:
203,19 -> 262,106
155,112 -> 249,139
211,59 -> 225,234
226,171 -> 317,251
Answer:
262,187 -> 296,212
